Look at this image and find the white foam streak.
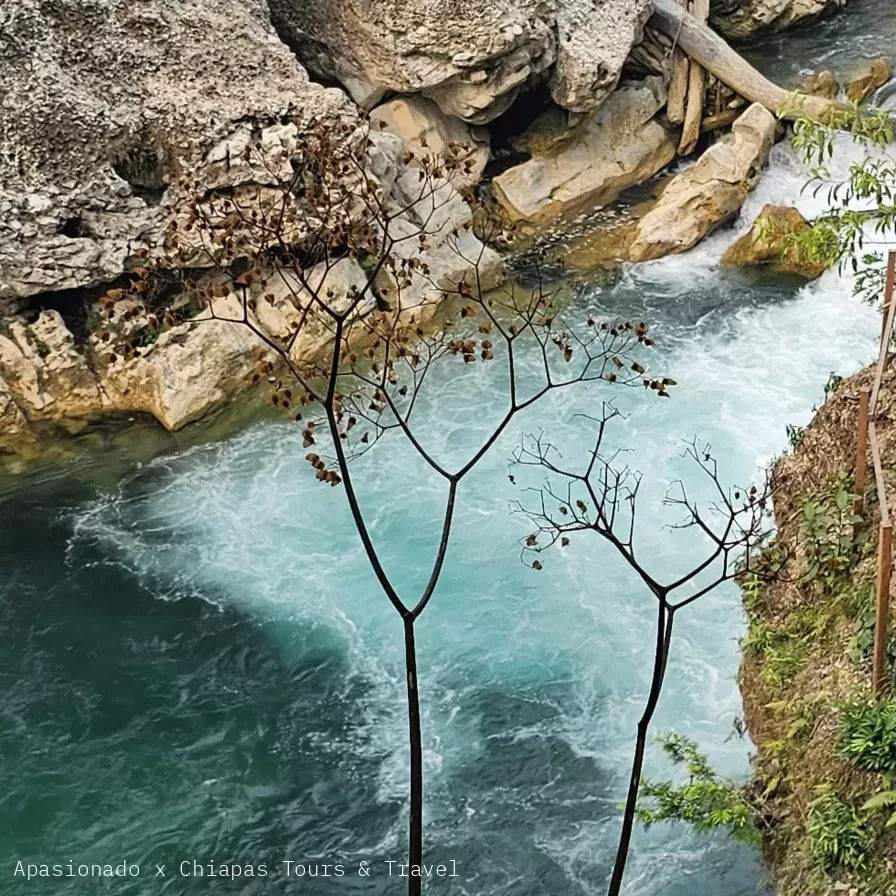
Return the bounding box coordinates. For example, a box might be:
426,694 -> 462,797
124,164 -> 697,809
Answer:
69,129 -> 888,893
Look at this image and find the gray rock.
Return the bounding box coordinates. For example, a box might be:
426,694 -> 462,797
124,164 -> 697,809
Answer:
0,0 -> 350,305
267,0 -> 651,123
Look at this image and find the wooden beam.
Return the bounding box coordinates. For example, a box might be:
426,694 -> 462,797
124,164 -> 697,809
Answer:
855,386 -> 871,529
882,250 -> 896,344
874,520 -> 893,695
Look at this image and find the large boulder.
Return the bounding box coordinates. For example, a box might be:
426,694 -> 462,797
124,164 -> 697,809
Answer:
0,313 -> 103,423
0,0 -> 350,308
267,0 -> 652,122
369,97 -> 490,187
710,0 -> 847,40
629,103 -> 777,263
721,205 -> 826,279
492,77 -> 675,229
96,295 -> 265,431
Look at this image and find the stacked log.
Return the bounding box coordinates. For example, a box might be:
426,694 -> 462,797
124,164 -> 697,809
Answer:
678,0 -> 709,154
627,0 -> 843,163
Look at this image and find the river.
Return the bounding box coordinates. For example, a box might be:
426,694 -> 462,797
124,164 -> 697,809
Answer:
1,4 -> 894,894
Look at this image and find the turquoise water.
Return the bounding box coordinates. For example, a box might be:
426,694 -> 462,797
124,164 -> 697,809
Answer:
0,248 -> 881,894
2,9 -> 894,890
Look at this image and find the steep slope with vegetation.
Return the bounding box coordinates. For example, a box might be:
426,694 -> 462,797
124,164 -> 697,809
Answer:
741,362 -> 896,895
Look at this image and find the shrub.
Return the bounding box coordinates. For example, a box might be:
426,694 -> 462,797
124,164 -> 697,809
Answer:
862,788 -> 896,830
806,789 -> 872,871
636,734 -> 761,846
799,472 -> 861,595
837,699 -> 896,773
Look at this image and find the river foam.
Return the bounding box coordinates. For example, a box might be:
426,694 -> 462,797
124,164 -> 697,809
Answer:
63,125 -> 888,894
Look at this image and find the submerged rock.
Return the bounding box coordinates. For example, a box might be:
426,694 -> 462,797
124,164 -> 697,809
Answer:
492,77 -> 675,230
267,0 -> 651,122
628,103 -> 777,263
721,205 -> 826,279
802,70 -> 840,100
846,57 -> 893,104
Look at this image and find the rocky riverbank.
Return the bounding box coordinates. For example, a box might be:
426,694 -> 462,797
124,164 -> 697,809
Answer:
0,0 -> 885,458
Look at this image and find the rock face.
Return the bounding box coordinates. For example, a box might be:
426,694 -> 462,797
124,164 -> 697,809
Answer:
0,313 -> 102,423
721,205 -> 826,279
709,0 -> 847,39
267,0 -> 652,122
0,0 -> 508,456
629,103 -> 777,263
370,97 -> 490,187
846,57 -> 893,104
0,0 -> 350,308
492,77 -> 675,228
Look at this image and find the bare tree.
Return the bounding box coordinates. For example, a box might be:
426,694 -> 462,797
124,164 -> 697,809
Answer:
96,118 -> 673,895
510,402 -> 782,895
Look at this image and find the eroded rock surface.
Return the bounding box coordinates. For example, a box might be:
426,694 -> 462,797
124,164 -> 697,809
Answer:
629,103 -> 777,262
370,97 -> 490,187
710,0 -> 846,39
0,0 -> 350,307
267,0 -> 651,122
492,77 -> 675,228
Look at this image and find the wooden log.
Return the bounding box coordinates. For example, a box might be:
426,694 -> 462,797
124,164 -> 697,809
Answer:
647,26 -> 673,50
679,0 -> 709,154
651,0 -> 840,122
666,0 -> 689,125
700,107 -> 743,133
629,44 -> 664,75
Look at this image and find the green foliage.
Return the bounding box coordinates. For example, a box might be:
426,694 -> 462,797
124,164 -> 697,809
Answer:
799,471 -> 862,595
790,105 -> 896,303
743,604 -> 832,688
766,692 -> 829,741
806,788 -> 873,871
849,584 -> 896,673
786,422 -> 806,451
823,371 -> 844,402
636,734 -> 762,846
837,699 -> 896,773
862,788 -> 896,830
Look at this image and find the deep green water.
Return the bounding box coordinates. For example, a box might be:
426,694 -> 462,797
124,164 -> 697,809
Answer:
2,7 -> 895,893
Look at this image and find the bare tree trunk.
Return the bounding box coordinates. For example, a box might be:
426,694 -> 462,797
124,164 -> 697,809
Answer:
650,0 -> 838,121
678,0 -> 709,154
404,617 -> 424,896
607,601 -> 675,896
